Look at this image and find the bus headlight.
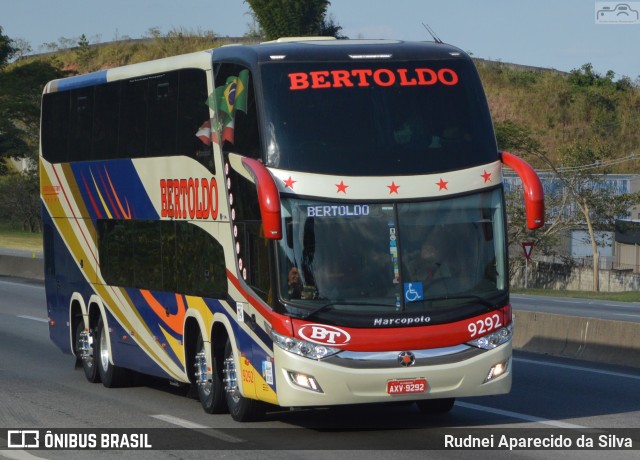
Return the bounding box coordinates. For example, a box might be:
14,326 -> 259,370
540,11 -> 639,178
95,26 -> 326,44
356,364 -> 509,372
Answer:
467,323 -> 513,350
267,327 -> 341,360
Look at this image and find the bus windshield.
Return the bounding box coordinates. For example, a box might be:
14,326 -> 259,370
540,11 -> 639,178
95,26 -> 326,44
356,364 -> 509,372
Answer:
276,189 -> 507,321
260,59 -> 497,175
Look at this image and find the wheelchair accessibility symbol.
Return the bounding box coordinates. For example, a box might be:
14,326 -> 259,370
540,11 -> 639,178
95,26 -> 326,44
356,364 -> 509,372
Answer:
404,282 -> 424,303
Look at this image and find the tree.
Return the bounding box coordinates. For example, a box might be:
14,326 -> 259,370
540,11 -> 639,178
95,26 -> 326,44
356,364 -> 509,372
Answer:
0,25 -> 16,68
498,117 -> 640,291
245,0 -> 343,40
495,120 -> 566,277
0,28 -> 67,234
496,117 -> 640,291
76,34 -> 97,70
0,60 -> 67,170
551,141 -> 640,291
0,172 -> 41,232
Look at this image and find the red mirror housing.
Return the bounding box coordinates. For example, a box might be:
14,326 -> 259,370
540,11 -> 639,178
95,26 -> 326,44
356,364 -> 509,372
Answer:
500,151 -> 545,229
241,158 -> 282,239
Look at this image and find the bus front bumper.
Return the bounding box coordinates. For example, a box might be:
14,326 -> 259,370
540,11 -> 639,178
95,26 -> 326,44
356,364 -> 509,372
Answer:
272,342 -> 512,407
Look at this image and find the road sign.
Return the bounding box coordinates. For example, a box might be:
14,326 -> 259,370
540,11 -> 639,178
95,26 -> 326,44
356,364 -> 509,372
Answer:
522,242 -> 534,260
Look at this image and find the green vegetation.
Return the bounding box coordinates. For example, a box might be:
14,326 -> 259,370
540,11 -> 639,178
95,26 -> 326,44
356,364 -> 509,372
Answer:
246,0 -> 343,40
476,61 -> 640,170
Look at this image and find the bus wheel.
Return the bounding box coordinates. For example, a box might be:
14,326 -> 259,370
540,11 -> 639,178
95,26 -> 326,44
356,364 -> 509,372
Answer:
223,340 -> 265,422
75,320 -> 100,383
95,317 -> 131,388
416,398 -> 455,414
194,333 -> 226,413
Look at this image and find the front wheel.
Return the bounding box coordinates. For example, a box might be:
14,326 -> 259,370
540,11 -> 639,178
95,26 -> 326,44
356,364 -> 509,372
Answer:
416,398 -> 455,414
223,340 -> 265,422
95,317 -> 132,388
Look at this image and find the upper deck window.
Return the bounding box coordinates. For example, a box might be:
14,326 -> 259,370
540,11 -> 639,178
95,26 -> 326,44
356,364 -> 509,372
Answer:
260,59 -> 497,176
41,69 -> 211,167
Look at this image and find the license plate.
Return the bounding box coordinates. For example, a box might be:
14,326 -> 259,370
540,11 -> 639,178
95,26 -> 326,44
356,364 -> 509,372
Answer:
386,378 -> 427,395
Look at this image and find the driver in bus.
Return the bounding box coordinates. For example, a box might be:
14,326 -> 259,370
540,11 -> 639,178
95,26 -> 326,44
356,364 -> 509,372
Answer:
405,240 -> 451,285
287,267 -> 303,299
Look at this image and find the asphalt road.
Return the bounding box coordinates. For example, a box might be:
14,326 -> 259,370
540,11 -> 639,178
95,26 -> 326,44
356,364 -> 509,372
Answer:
511,293 -> 640,323
1,277 -> 639,459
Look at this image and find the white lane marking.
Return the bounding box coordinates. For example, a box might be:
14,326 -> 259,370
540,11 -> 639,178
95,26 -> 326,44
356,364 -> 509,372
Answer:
612,313 -> 640,319
455,402 -> 587,429
16,316 -> 48,323
514,357 -> 640,381
149,414 -> 244,443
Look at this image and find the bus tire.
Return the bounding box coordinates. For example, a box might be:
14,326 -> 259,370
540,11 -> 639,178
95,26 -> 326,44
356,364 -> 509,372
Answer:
75,320 -> 100,383
224,339 -> 265,422
416,398 -> 455,414
195,333 -> 227,414
96,317 -> 131,388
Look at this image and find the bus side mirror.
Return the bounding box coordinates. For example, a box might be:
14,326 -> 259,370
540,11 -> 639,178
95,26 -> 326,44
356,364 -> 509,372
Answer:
241,157 -> 283,239
500,151 -> 545,230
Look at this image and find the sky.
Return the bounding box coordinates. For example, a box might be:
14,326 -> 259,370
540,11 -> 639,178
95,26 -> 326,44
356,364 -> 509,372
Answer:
3,0 -> 640,79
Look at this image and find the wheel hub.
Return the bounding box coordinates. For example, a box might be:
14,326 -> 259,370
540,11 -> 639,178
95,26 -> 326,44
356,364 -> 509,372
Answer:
223,356 -> 240,401
78,330 -> 94,364
194,352 -> 212,394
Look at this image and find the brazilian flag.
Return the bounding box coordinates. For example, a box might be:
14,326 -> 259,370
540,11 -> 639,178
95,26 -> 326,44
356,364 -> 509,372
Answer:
217,70 -> 250,117
204,70 -> 250,145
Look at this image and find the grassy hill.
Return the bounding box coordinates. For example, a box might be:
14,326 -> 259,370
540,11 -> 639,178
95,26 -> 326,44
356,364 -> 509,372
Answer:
475,59 -> 640,170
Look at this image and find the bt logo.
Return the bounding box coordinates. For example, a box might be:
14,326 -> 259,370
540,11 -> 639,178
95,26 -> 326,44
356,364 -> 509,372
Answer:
298,324 -> 351,345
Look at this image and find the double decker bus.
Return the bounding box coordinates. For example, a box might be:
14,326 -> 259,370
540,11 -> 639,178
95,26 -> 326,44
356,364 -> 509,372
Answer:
40,38 -> 544,421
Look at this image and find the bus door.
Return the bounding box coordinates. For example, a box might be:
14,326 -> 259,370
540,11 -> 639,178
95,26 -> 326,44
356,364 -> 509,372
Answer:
214,62 -> 277,402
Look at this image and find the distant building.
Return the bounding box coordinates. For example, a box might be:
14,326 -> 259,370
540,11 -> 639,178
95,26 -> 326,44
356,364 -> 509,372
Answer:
504,173 -> 640,267
614,219 -> 640,272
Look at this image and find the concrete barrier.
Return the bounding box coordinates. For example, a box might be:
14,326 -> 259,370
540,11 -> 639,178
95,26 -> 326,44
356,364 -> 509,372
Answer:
0,252 -> 44,280
1,253 -> 639,368
513,310 -> 640,368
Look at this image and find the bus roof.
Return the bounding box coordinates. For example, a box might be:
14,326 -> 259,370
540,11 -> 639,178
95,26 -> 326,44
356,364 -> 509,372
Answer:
213,38 -> 467,65
44,39 -> 468,94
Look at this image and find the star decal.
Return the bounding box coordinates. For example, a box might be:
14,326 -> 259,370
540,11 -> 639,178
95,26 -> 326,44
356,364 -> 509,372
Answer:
283,176 -> 296,189
481,170 -> 492,183
436,178 -> 448,191
387,181 -> 400,195
336,180 -> 349,193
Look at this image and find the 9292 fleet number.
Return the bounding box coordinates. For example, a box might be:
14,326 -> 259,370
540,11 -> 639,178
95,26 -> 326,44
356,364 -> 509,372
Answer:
467,313 -> 502,338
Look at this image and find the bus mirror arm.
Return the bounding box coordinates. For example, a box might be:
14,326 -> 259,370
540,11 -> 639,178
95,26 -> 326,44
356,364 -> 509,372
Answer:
500,151 -> 545,230
241,158 -> 283,239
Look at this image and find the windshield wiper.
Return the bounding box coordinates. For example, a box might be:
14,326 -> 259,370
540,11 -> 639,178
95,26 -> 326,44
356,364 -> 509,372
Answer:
410,294 -> 497,309
301,300 -> 397,320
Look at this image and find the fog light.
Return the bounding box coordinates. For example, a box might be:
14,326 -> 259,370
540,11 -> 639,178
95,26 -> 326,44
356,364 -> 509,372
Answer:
484,360 -> 508,383
287,371 -> 323,393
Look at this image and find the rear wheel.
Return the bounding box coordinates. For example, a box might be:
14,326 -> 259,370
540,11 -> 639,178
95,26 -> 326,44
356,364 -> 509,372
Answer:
224,340 -> 265,422
416,398 -> 455,414
194,333 -> 227,413
95,317 -> 131,388
75,320 -> 99,383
